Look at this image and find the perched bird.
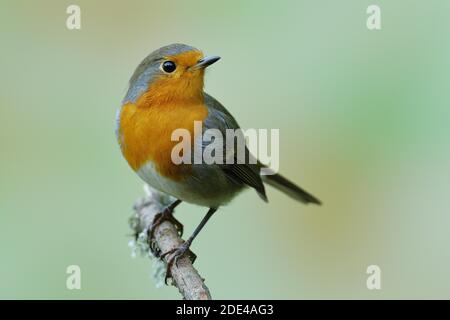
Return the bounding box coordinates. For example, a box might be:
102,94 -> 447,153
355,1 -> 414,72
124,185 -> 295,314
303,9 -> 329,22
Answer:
116,43 -> 321,281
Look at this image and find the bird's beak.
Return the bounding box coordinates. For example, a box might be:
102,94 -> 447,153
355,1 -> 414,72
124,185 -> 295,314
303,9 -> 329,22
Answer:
193,56 -> 221,70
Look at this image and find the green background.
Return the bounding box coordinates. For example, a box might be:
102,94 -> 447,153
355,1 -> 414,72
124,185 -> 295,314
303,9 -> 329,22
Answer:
1,0 -> 449,299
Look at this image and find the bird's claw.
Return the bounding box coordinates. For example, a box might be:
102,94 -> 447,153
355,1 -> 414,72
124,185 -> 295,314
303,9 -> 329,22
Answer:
147,207 -> 184,256
161,241 -> 197,285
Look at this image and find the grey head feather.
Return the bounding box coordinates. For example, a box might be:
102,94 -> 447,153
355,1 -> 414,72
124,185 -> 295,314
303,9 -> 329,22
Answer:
123,43 -> 200,104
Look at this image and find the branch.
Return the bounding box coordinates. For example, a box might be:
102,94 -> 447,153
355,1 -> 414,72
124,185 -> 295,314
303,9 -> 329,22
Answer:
130,185 -> 212,300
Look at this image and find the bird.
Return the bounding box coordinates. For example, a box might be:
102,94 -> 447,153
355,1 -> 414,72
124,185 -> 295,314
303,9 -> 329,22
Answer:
116,43 -> 321,282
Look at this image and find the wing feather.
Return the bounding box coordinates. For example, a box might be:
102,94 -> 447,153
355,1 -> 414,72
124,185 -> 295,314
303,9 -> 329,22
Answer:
203,93 -> 267,201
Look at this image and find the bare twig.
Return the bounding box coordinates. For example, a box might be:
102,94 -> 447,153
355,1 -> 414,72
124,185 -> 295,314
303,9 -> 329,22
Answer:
130,185 -> 212,300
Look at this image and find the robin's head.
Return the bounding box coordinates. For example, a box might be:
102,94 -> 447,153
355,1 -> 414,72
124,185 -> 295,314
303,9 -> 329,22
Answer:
124,44 -> 220,105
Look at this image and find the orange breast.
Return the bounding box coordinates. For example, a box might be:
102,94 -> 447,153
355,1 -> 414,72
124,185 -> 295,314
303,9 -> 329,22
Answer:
118,97 -> 208,180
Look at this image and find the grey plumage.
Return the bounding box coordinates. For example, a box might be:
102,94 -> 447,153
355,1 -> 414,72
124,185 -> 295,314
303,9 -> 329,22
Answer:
120,43 -> 321,207
124,44 -> 201,104
203,93 -> 320,205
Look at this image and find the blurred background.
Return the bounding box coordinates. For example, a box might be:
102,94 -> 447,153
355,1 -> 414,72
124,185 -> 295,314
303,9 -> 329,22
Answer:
1,0 -> 449,299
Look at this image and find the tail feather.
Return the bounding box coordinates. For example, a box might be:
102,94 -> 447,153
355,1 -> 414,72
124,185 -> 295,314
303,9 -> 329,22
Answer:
262,173 -> 322,205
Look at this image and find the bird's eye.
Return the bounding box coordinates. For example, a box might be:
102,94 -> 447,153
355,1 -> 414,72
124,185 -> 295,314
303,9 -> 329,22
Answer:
161,61 -> 176,73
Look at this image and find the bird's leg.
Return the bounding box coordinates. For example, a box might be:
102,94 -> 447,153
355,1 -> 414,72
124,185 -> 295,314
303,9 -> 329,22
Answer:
148,199 -> 183,255
161,207 -> 217,284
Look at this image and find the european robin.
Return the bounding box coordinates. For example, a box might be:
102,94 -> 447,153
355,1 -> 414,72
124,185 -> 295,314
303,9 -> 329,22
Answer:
116,44 -> 321,280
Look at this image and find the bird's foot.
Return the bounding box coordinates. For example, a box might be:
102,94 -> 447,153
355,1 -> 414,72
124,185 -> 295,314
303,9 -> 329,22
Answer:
161,241 -> 197,284
148,207 -> 184,256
